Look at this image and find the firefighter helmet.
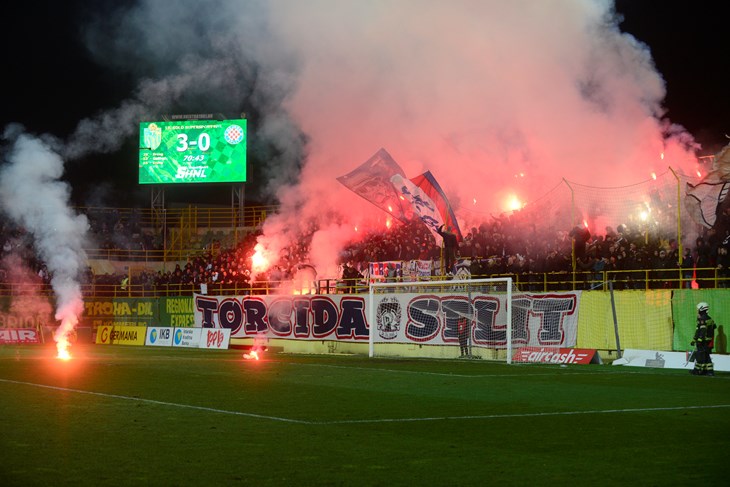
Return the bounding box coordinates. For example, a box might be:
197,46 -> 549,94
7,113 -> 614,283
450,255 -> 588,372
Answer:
697,302 -> 709,313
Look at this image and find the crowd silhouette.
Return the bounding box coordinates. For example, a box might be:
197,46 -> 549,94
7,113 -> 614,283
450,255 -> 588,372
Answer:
1,203 -> 729,296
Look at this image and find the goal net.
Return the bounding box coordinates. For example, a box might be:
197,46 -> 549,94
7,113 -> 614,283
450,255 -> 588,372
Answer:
576,283 -> 673,358
368,277 -> 519,362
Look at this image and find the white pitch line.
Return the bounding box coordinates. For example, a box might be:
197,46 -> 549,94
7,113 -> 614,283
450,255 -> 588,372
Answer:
0,378 -> 308,424
286,361 -> 643,378
314,404 -> 730,425
287,362 -> 730,380
2,377 -> 728,426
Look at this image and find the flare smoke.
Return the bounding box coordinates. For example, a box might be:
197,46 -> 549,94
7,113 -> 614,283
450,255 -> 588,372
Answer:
0,127 -> 89,347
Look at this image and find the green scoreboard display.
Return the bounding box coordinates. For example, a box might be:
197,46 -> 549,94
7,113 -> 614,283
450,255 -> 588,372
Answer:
139,119 -> 247,184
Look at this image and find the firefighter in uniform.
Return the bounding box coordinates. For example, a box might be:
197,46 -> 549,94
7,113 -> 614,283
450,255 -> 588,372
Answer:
691,302 -> 716,376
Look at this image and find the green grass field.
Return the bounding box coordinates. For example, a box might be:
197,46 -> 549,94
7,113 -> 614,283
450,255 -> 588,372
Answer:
1,344 -> 728,486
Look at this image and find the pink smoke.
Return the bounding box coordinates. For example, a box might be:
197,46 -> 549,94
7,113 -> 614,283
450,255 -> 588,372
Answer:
254,1 -> 698,276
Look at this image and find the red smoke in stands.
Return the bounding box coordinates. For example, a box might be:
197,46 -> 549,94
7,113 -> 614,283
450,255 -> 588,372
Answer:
251,1 -> 698,276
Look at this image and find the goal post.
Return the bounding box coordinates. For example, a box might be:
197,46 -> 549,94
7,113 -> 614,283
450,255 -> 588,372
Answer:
368,277 -> 515,362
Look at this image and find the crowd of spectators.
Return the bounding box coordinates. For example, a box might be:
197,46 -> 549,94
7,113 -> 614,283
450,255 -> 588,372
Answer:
335,204 -> 730,290
2,202 -> 730,295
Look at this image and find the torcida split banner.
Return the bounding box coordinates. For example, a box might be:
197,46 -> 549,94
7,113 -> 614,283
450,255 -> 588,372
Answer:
193,292 -> 581,349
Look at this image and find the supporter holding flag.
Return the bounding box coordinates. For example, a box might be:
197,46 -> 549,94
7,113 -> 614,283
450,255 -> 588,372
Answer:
437,224 -> 458,274
390,170 -> 463,275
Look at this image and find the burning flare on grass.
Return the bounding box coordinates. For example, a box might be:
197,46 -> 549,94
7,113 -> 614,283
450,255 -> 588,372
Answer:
57,345 -> 72,361
243,335 -> 267,360
54,310 -> 80,360
243,350 -> 260,360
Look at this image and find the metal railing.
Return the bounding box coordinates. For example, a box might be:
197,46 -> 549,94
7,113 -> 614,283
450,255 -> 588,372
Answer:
80,204 -> 278,230
1,267 -> 726,298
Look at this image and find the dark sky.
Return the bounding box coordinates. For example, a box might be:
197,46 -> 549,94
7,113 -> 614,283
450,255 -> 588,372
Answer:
2,1 -> 728,206
614,0 -> 728,153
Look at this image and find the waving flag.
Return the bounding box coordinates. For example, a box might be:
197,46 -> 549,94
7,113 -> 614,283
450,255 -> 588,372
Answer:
685,142 -> 730,228
685,180 -> 729,228
337,148 -> 413,223
391,171 -> 463,243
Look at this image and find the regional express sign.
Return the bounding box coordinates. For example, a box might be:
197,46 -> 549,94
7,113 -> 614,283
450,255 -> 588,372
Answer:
139,119 -> 247,184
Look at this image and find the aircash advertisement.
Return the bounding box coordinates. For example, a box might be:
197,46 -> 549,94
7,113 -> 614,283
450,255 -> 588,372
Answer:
192,292 -> 581,348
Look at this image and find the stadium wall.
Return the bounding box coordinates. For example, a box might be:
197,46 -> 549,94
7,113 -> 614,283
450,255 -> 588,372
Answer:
3,290 -> 727,357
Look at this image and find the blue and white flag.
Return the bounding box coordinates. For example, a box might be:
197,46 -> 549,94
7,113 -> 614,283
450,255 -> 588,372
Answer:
337,148 -> 413,223
391,170 -> 462,243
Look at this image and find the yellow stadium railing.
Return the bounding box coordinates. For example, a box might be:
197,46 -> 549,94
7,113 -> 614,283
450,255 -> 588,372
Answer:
1,267 -> 726,299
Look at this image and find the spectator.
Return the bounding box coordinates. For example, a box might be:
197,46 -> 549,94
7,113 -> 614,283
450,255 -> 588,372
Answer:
716,245 -> 730,288
458,316 -> 470,357
341,262 -> 363,293
437,224 -> 458,275
694,237 -> 713,287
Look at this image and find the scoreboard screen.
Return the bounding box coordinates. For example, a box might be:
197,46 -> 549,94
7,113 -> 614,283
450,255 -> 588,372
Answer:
139,119 -> 247,184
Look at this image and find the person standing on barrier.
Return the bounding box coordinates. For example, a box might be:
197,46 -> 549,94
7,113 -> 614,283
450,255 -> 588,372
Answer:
341,262 -> 363,294
437,224 -> 458,276
691,302 -> 716,376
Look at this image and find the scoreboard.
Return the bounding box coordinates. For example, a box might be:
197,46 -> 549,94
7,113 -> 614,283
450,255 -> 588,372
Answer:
139,119 -> 247,184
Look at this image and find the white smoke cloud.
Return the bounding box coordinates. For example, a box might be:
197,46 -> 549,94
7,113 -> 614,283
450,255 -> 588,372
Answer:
0,127 -> 90,350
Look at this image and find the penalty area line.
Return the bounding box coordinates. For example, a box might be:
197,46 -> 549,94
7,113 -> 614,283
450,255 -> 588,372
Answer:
0,378 -> 309,424
288,361 -> 645,379
4,378 -> 727,427
315,403 -> 730,425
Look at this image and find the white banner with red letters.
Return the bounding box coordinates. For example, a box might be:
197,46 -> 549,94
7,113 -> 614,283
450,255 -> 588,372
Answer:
199,328 -> 231,349
513,347 -> 599,364
193,291 -> 581,349
0,328 -> 42,344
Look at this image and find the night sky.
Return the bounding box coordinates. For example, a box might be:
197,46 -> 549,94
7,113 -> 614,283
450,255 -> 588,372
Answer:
614,0 -> 728,151
2,1 -> 728,207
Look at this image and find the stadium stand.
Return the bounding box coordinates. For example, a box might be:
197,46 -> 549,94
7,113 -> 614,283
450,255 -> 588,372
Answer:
1,202 -> 729,297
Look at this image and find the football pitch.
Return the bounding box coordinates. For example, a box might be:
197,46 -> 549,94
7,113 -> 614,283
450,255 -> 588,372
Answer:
1,345 -> 728,486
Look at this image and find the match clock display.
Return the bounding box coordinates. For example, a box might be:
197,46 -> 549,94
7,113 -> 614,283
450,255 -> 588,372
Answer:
139,119 -> 247,184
